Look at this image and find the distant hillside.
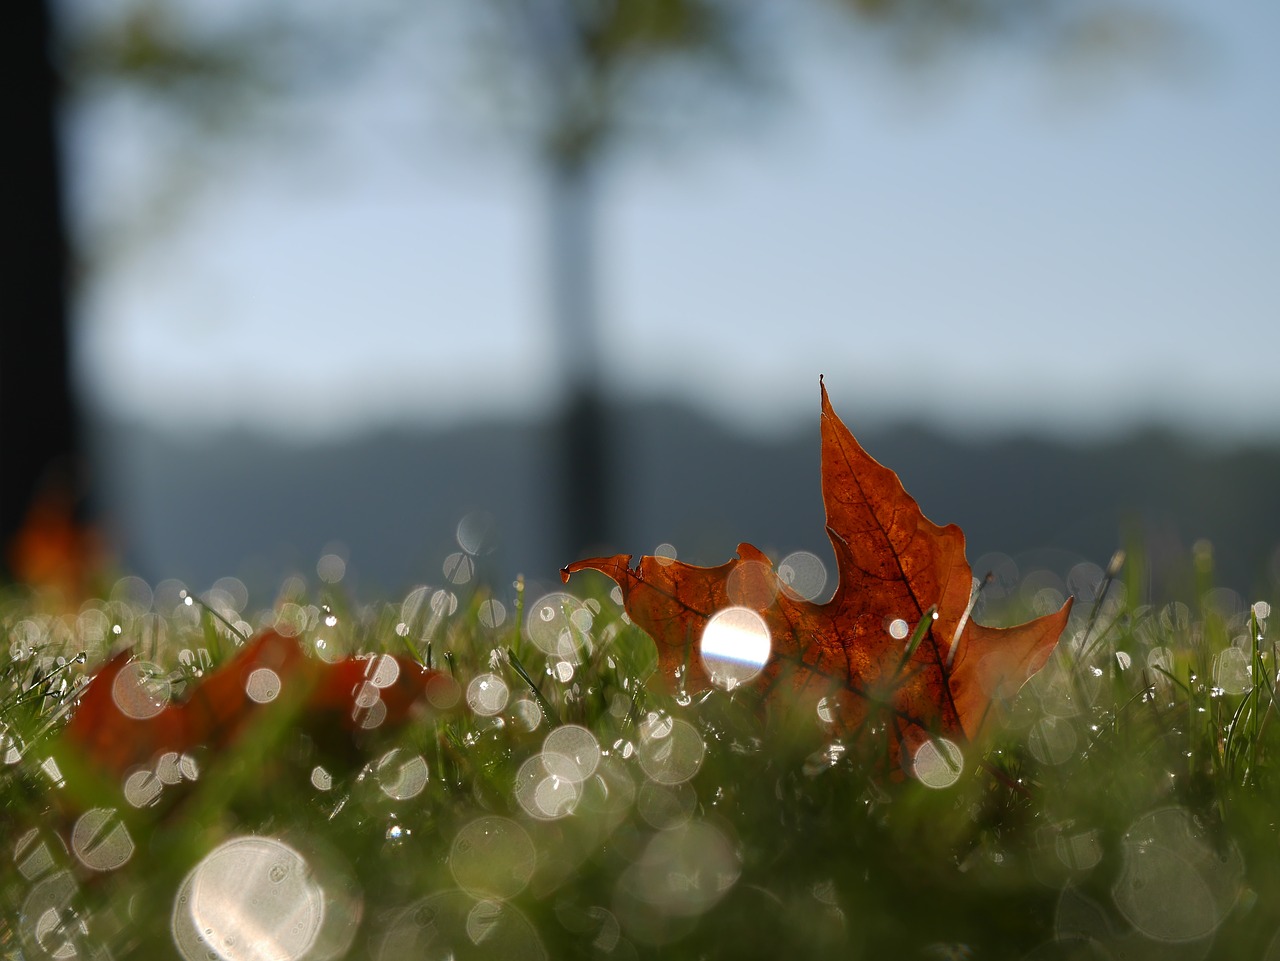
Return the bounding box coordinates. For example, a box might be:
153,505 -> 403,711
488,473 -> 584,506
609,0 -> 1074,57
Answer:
92,402 -> 1280,606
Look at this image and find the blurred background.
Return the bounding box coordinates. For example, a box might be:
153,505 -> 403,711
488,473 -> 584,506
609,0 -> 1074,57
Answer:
6,0 -> 1279,608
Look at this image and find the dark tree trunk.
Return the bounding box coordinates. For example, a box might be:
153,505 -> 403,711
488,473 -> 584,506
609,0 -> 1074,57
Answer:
1,0 -> 86,580
547,156 -> 615,563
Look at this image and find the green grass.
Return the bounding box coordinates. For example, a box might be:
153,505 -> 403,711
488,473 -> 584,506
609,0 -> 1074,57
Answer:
2,548 -> 1279,960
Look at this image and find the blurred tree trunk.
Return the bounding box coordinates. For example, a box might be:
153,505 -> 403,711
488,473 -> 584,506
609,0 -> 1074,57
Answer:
2,0 -> 89,583
547,154 -> 614,561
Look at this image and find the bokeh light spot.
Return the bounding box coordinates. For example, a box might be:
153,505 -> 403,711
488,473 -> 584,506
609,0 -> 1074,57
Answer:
1112,807 -> 1243,942
526,592 -> 592,662
514,754 -> 580,820
456,511 -> 498,556
638,716 -> 705,785
511,698 -> 543,732
653,543 -> 678,567
1213,646 -> 1252,695
543,725 -> 601,782
1027,716 -> 1078,766
377,749 -> 429,800
173,837 -> 324,961
778,551 -> 828,601
467,673 -> 510,716
376,891 -> 545,960
911,738 -> 964,789
366,654 -> 401,690
615,821 -> 741,937
700,607 -> 771,691
449,817 -> 536,900
316,552 -> 346,584
245,668 -> 281,704
637,780 -> 697,830
71,808 -> 133,872
478,598 -> 507,629
443,552 -> 475,586
111,660 -> 170,720
726,560 -> 778,609
123,769 -> 163,808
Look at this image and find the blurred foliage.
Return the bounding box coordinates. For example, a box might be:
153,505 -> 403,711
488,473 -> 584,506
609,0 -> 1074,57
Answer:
55,0 -> 1190,204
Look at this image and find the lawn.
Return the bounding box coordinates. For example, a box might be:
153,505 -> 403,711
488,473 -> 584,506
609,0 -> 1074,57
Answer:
2,540 -> 1278,959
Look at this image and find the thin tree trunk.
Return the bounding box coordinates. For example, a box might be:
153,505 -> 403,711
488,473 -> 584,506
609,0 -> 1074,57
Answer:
547,156 -> 614,563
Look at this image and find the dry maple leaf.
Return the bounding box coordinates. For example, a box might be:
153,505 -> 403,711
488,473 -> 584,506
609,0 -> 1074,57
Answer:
563,380 -> 1072,769
53,630 -> 449,803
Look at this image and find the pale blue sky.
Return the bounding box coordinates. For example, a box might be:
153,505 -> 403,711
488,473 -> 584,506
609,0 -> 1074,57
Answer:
72,1 -> 1279,442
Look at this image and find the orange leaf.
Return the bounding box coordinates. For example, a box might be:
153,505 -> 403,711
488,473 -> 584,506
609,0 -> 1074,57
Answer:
563,380 -> 1072,769
55,631 -> 445,795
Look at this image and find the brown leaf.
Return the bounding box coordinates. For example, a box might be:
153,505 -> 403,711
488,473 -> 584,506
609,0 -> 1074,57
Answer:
563,380 -> 1071,768
55,630 -> 446,795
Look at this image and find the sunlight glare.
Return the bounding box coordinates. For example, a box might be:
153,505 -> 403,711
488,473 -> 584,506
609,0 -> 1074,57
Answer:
700,607 -> 771,691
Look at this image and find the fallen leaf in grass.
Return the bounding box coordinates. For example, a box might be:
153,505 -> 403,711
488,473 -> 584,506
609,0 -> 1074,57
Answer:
563,379 -> 1072,766
55,630 -> 444,794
